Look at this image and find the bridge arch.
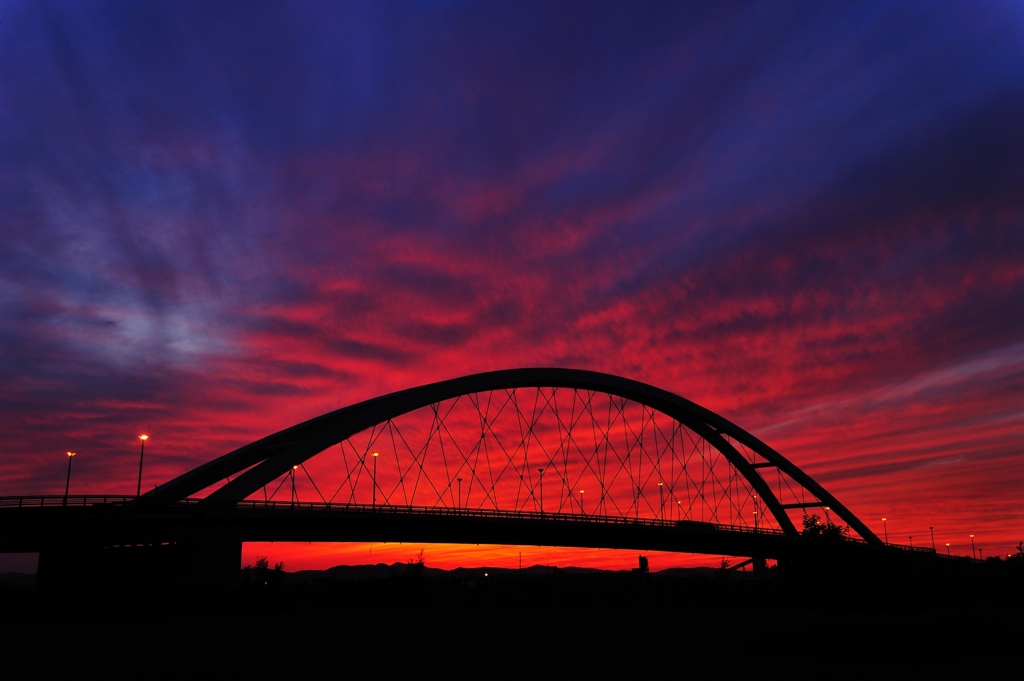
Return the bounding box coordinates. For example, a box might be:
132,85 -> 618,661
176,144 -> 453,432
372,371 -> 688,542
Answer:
147,368 -> 880,544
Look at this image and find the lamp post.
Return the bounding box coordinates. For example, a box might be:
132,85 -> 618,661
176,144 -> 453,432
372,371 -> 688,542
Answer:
930,526 -> 935,552
909,536 -> 913,548
63,451 -> 76,507
291,465 -> 298,507
372,451 -> 379,510
579,490 -> 584,516
136,435 -> 149,497
658,482 -> 664,521
970,534 -> 976,560
945,542 -> 950,556
457,477 -> 462,513
677,500 -> 681,523
538,468 -> 544,516
882,517 -> 888,544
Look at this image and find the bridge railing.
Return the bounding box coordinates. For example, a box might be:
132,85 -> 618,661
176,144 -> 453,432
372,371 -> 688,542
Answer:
1,496 -> 906,549
212,500 -> 889,547
0,494 -> 778,536
0,495 -> 136,508
189,498 -> 790,537
889,543 -> 937,554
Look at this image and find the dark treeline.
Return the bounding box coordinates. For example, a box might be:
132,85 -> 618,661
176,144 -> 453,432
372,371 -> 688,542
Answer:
4,551 -> 1021,614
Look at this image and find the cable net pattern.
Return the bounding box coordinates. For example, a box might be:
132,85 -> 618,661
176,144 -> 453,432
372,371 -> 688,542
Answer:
250,387 -> 783,532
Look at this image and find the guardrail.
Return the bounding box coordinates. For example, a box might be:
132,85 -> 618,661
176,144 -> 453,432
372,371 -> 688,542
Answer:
194,498 -> 792,537
883,542 -> 934,554
7,496 -> 931,551
0,495 -> 786,537
0,495 -> 135,508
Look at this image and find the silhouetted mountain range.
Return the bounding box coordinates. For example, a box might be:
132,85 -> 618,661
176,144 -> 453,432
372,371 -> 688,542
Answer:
285,562 -> 720,583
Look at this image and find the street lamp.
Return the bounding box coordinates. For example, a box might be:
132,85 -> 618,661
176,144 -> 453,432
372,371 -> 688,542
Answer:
658,482 -> 664,521
945,542 -> 950,556
291,465 -> 298,507
538,468 -> 544,516
970,534 -> 976,560
63,451 -> 76,506
579,490 -> 585,516
930,526 -> 935,552
882,517 -> 888,544
372,451 -> 379,509
136,435 -> 149,497
457,477 -> 462,513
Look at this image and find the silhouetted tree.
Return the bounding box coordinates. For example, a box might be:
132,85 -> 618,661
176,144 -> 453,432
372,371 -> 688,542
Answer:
407,549 -> 425,579
241,556 -> 285,587
801,513 -> 849,540
1008,541 -> 1024,567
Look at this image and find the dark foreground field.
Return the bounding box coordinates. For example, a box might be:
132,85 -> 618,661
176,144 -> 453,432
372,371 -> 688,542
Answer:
2,563 -> 1019,675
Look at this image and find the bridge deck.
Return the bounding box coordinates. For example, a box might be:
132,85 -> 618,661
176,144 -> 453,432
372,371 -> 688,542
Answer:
0,495 -> 909,561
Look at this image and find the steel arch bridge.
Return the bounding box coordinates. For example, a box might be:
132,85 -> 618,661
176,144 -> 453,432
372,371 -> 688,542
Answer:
6,368 -> 898,587
147,367 -> 880,544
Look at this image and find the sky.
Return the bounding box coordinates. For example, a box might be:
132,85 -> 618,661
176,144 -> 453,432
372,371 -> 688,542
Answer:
1,1 -> 1022,572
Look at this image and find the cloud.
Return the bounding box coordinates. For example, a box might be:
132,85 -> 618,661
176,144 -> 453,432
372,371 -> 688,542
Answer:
1,1 -> 1022,567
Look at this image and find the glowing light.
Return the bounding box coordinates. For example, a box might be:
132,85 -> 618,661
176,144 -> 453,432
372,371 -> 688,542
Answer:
136,435 -> 150,497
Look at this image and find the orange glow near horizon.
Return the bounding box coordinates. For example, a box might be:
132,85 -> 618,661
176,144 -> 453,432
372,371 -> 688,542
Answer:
241,541 -> 747,573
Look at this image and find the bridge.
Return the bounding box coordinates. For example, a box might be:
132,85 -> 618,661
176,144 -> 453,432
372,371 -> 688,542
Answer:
1,368 -> 913,587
